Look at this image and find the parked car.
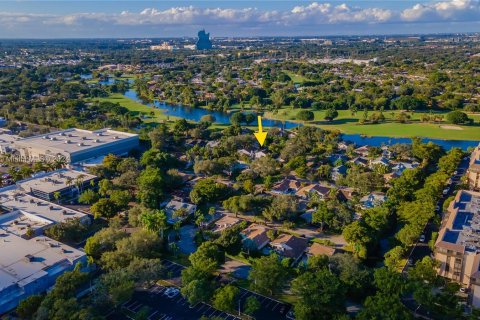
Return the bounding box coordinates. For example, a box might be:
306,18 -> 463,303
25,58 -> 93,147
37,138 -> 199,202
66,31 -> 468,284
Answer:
443,188 -> 449,195
165,287 -> 180,298
286,310 -> 295,320
419,234 -> 426,242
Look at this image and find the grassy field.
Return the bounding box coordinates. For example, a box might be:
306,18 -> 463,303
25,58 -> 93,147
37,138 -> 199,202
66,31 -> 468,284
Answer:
283,71 -> 310,84
264,108 -> 480,140
91,93 -> 179,123
94,92 -> 480,140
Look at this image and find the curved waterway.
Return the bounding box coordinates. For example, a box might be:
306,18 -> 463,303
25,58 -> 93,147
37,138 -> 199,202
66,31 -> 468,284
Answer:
122,89 -> 478,150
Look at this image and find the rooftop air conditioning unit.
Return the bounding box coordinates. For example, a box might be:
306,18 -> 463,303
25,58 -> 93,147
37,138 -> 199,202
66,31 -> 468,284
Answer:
64,140 -> 70,144
94,139 -> 100,143
77,143 -> 83,147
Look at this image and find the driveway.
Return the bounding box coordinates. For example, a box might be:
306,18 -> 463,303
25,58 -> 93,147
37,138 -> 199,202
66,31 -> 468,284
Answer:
220,258 -> 251,279
177,225 -> 197,254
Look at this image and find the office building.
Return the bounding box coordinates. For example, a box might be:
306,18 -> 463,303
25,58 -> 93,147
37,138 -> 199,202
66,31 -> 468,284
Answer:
0,185 -> 88,313
12,128 -> 138,163
18,169 -> 97,202
196,30 -> 213,50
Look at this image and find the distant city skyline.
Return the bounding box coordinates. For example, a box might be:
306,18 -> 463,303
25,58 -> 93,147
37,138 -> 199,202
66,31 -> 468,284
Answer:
0,0 -> 478,38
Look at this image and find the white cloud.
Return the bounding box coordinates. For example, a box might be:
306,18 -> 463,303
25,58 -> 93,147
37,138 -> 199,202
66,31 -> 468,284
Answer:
401,0 -> 480,21
0,1 -> 479,37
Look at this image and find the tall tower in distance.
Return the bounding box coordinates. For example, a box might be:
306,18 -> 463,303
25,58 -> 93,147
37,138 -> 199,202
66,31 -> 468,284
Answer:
196,29 -> 213,50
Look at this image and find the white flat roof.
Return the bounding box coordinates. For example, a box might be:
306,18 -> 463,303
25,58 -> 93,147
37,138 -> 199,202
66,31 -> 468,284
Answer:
0,190 -> 86,224
0,211 -> 50,237
0,230 -> 85,291
0,133 -> 21,145
14,128 -> 138,155
19,169 -> 96,194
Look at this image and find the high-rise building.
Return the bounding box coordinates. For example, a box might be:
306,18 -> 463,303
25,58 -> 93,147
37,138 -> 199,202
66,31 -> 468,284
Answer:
196,30 -> 212,50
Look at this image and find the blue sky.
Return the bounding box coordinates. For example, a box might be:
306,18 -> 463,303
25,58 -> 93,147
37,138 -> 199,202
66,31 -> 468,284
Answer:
0,1 -> 478,38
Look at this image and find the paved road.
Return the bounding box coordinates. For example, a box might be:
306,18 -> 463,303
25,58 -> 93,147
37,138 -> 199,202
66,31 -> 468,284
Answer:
404,157 -> 469,269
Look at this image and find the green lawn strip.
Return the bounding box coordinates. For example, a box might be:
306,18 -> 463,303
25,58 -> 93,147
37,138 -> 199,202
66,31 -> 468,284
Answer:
264,108 -> 480,140
277,293 -> 299,305
225,253 -> 252,265
92,93 -> 180,123
282,70 -> 309,84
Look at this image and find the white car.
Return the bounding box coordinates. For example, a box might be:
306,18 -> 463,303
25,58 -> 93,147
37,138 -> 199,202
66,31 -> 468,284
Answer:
166,288 -> 180,298
419,235 -> 426,242
443,189 -> 449,195
163,287 -> 176,295
286,310 -> 295,320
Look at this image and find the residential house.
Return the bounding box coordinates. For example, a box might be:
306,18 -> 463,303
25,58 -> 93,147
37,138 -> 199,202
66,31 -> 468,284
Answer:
296,184 -> 332,200
163,199 -> 197,225
271,178 -> 302,195
350,157 -> 369,167
370,156 -> 390,169
381,146 -> 394,159
328,154 -> 349,165
241,224 -> 270,251
270,234 -> 308,263
338,187 -> 356,202
392,161 -> 419,175
307,243 -> 338,257
212,215 -> 241,233
354,145 -> 370,157
332,165 -> 348,181
360,192 -> 387,209
254,151 -> 267,159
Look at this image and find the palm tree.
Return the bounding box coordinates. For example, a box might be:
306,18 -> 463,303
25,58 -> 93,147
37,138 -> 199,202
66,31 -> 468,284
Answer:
75,174 -> 86,193
53,191 -> 61,203
141,209 -> 167,238
53,156 -> 67,170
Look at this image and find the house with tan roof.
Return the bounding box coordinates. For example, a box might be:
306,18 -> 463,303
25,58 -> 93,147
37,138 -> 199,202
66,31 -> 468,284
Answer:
212,215 -> 241,233
271,178 -> 302,195
307,243 -> 338,257
241,223 -> 270,251
295,184 -> 332,200
270,234 -> 308,263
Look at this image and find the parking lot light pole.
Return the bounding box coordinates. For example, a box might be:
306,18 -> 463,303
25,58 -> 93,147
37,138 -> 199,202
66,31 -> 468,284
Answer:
238,299 -> 241,316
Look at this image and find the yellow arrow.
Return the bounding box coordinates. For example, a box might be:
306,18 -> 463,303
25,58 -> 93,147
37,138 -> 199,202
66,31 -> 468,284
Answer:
254,116 -> 267,146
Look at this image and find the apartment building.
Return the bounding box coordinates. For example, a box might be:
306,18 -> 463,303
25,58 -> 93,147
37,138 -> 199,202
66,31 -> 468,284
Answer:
434,190 -> 480,306
468,144 -> 480,191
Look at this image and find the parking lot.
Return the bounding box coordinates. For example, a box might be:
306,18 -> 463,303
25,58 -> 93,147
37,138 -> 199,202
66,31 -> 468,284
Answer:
124,260 -> 292,319
107,283 -> 241,320
236,287 -> 291,320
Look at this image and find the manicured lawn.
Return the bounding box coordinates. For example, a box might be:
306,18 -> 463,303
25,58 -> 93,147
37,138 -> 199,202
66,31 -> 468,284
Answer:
264,108 -> 480,140
91,93 -> 180,123
283,70 -> 309,84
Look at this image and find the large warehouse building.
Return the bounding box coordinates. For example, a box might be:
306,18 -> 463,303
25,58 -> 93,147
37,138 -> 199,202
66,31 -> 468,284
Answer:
0,175 -> 90,313
12,128 -> 139,163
